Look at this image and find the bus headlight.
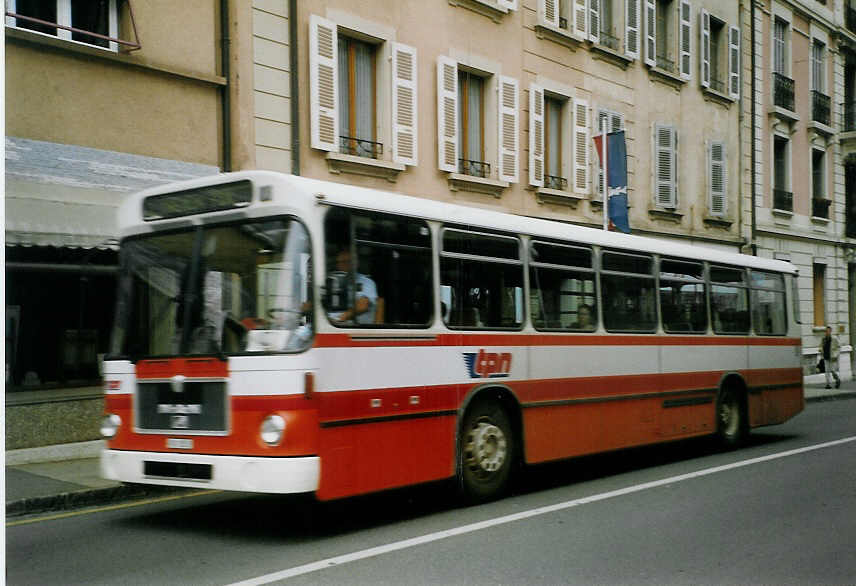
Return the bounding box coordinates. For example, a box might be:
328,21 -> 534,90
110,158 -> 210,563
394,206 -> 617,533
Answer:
260,414 -> 286,446
100,414 -> 121,438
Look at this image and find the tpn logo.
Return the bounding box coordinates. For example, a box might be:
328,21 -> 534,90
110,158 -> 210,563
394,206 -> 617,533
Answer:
463,349 -> 512,379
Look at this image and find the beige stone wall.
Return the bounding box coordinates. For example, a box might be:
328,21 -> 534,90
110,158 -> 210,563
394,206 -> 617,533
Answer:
293,0 -> 744,248
5,0 -> 224,167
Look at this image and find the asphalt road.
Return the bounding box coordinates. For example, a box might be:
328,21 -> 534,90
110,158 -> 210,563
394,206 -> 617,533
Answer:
7,398 -> 855,585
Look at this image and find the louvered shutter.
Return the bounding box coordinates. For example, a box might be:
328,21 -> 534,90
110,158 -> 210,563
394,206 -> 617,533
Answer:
392,43 -> 418,166
644,0 -> 656,67
679,0 -> 692,80
589,0 -> 600,43
309,15 -> 338,152
539,0 -> 560,28
709,141 -> 726,216
700,9 -> 710,88
574,0 -> 588,38
655,125 -> 676,208
498,76 -> 519,183
625,0 -> 640,59
573,98 -> 589,194
529,84 -> 545,188
728,26 -> 741,99
437,56 -> 459,173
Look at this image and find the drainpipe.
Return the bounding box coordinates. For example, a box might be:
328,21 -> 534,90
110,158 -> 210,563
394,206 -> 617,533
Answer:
289,0 -> 300,175
221,0 -> 232,172
750,0 -> 757,255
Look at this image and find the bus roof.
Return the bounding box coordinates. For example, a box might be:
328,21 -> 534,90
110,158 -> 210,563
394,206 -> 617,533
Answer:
120,170 -> 797,275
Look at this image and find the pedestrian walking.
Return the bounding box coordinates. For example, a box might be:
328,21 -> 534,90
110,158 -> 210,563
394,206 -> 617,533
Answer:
820,326 -> 841,389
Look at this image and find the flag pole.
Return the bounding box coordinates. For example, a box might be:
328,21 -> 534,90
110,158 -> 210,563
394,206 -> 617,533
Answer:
602,116 -> 608,231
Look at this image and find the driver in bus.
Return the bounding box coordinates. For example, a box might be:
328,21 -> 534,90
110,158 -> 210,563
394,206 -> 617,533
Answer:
329,248 -> 378,325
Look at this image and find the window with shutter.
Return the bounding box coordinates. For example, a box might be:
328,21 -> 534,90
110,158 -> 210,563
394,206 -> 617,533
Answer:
709,141 -> 725,216
310,15 -> 339,153
529,84 -> 545,188
539,0 -> 560,28
626,0 -> 640,59
392,43 -> 418,166
655,124 -> 676,208
544,95 -> 567,190
437,56 -> 459,173
590,0 -> 601,44
573,98 -> 589,194
498,76 -> 519,183
574,0 -> 588,38
679,0 -> 691,80
338,36 -> 379,158
458,70 -> 487,177
773,18 -> 787,76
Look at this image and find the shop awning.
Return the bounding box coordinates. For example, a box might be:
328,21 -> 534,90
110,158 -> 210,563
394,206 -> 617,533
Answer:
5,137 -> 219,249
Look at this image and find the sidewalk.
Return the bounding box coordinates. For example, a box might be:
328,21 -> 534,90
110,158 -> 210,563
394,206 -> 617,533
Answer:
6,378 -> 856,518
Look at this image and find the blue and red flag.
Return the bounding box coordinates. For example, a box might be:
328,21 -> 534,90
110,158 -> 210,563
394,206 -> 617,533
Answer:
593,130 -> 630,233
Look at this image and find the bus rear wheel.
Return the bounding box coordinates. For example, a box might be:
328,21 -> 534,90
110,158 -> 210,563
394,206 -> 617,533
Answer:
459,400 -> 514,503
716,386 -> 747,449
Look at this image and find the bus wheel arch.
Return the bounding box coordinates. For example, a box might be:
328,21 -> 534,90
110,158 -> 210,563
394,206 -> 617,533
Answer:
716,374 -> 749,449
457,386 -> 522,503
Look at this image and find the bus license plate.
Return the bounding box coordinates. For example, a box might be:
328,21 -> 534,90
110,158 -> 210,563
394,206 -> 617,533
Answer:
166,438 -> 194,450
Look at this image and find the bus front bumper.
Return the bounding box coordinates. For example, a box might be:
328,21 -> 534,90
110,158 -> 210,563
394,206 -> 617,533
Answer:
101,449 -> 320,494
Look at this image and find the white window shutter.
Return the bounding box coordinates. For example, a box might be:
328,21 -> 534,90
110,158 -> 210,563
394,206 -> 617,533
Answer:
574,0 -> 588,39
679,0 -> 692,81
391,43 -> 418,166
539,0 -> 560,28
437,56 -> 459,173
589,0 -> 600,43
625,0 -> 640,60
498,75 -> 519,184
700,9 -> 710,89
596,109 -> 624,196
655,124 -> 676,208
729,26 -> 741,100
644,0 -> 656,67
529,84 -> 545,188
309,15 -> 338,152
709,141 -> 726,216
573,98 -> 589,194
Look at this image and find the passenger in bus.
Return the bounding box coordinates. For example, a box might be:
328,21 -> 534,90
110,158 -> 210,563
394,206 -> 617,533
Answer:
570,304 -> 595,330
329,248 -> 378,325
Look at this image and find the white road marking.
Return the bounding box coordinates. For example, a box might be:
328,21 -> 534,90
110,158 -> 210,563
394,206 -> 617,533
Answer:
226,436 -> 856,585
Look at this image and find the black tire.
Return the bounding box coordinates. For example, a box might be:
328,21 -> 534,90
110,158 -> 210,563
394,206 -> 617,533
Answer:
459,399 -> 514,503
716,386 -> 747,449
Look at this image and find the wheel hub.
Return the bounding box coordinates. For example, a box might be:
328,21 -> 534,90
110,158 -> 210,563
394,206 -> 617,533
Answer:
465,421 -> 507,474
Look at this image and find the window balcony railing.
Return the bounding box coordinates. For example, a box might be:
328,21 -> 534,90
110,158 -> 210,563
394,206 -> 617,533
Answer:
844,101 -> 856,132
812,198 -> 831,219
544,175 -> 568,191
773,73 -> 795,111
340,136 -> 383,160
559,16 -> 568,29
847,6 -> 856,33
656,54 -> 675,73
459,158 -> 490,179
773,188 -> 793,212
811,90 -> 831,126
599,29 -> 619,51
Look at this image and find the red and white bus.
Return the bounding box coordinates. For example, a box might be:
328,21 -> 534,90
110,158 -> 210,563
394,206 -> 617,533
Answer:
100,171 -> 803,502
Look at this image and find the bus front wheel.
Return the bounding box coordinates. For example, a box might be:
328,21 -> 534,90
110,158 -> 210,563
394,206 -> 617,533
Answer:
716,386 -> 747,449
459,400 -> 514,503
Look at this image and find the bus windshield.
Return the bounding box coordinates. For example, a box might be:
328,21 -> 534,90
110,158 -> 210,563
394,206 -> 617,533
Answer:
110,218 -> 312,358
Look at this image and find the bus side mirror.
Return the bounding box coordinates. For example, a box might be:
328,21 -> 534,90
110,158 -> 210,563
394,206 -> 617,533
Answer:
323,271 -> 349,312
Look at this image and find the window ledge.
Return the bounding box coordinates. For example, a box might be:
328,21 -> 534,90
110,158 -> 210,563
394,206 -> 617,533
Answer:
703,216 -> 733,229
769,106 -> 800,125
535,187 -> 585,208
771,208 -> 794,219
840,130 -> 856,145
447,0 -> 508,23
590,43 -> 634,70
448,173 -> 509,197
810,215 -> 831,225
702,87 -> 735,106
533,24 -> 583,50
326,152 -> 405,182
807,120 -> 835,137
647,66 -> 686,90
648,208 -> 683,223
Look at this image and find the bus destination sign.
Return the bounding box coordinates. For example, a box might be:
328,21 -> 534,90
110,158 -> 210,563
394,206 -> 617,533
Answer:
143,180 -> 253,221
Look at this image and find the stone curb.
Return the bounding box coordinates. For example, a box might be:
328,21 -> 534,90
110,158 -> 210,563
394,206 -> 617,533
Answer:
6,484 -> 195,519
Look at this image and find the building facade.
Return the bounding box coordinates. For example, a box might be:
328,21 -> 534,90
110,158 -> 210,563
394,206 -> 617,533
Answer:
744,0 -> 856,373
